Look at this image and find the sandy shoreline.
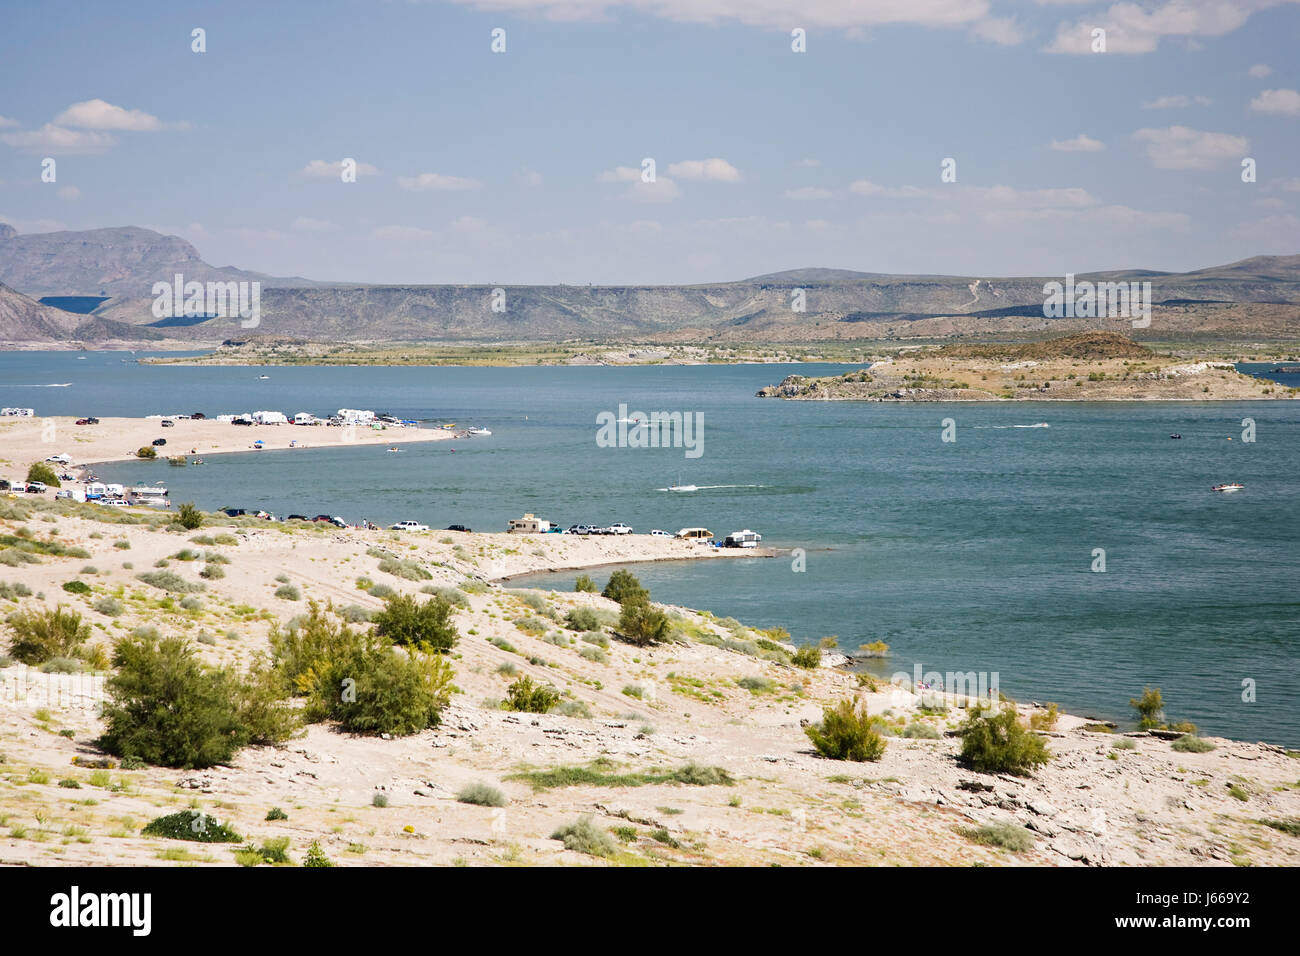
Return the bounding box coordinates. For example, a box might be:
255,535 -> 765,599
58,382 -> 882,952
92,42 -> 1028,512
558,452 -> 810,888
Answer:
0,415 -> 453,471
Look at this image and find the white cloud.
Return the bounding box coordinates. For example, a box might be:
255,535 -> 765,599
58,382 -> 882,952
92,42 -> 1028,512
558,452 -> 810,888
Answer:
785,186 -> 832,200
372,224 -> 435,241
969,16 -> 1024,45
1046,0 -> 1288,55
599,166 -> 681,201
849,179 -> 932,198
1142,94 -> 1211,109
1250,89 -> 1300,116
301,159 -> 380,178
0,116 -> 18,129
54,99 -> 161,131
0,124 -> 115,153
1049,133 -> 1105,152
1275,177 -> 1300,192
56,185 -> 80,201
291,217 -> 339,232
1132,126 -> 1248,170
599,166 -> 643,183
849,179 -> 885,195
667,158 -> 741,182
398,172 -> 482,191
805,218 -> 831,231
1248,63 -> 1273,78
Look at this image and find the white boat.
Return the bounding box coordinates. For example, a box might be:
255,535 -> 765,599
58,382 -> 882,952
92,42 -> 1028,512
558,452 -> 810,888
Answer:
1211,483 -> 1244,493
131,485 -> 169,497
668,484 -> 698,492
466,427 -> 492,436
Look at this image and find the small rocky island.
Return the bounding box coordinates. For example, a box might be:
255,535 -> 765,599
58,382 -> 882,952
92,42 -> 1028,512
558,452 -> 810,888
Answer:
757,333 -> 1296,402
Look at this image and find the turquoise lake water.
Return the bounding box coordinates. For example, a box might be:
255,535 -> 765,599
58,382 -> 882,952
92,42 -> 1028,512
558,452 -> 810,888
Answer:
2,351 -> 1297,745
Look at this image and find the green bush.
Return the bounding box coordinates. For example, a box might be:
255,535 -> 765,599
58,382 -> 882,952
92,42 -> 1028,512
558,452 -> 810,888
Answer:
136,446 -> 157,460
92,596 -> 123,617
135,570 -> 204,594
565,606 -> 602,632
304,841 -> 335,866
199,563 -> 225,580
551,816 -> 616,857
805,699 -> 886,761
372,592 -> 458,652
616,600 -> 669,646
1171,735 -> 1216,753
305,638 -> 454,736
1130,686 -> 1164,730
574,574 -> 597,593
505,675 -> 560,713
957,706 -> 1051,776
958,822 -> 1035,852
5,605 -> 90,664
275,583 -> 302,601
377,557 -> 431,581
98,632 -> 298,768
791,645 -> 821,669
457,782 -> 508,807
265,807 -> 288,821
900,721 -> 942,739
61,580 -> 91,594
141,811 -> 241,843
178,503 -> 203,530
602,569 -> 648,605
25,462 -> 61,488
0,580 -> 33,600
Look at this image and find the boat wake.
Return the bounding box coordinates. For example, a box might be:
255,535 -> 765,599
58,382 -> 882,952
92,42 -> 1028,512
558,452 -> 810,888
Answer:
975,423 -> 1049,429
11,383 -> 73,387
656,483 -> 767,492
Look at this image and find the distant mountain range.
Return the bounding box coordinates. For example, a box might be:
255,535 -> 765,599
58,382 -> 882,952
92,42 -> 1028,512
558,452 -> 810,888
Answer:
1,225 -> 1297,346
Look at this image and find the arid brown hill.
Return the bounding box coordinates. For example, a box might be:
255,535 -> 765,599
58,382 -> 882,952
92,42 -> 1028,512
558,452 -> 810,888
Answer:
935,332 -> 1153,362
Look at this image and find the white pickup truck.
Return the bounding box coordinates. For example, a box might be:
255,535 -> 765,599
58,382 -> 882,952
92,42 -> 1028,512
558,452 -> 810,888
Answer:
390,520 -> 429,532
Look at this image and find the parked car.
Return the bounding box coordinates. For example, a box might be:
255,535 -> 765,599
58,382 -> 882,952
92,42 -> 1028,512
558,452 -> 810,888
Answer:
391,520 -> 429,532
152,438 -> 167,446
232,418 -> 254,426
566,524 -> 593,535
25,481 -> 47,494
650,529 -> 672,537
607,523 -> 633,535
191,412 -> 206,420
221,508 -> 249,517
286,514 -> 309,521
75,418 -> 92,426
446,524 -> 472,532
161,419 -> 175,427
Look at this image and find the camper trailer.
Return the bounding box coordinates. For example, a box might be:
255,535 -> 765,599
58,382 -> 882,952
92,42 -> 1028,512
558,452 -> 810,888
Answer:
508,513 -> 553,534
724,529 -> 762,549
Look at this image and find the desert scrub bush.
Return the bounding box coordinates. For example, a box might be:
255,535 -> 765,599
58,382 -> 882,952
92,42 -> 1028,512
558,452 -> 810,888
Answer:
26,462 -> 61,488
1171,735 -> 1216,754
496,661 -> 518,677
555,699 -> 591,718
177,503 -> 203,530
136,446 -> 157,459
900,721 -> 942,739
213,533 -> 238,546
61,579 -> 91,594
551,816 -> 616,857
135,570 -> 204,594
180,595 -> 202,611
542,631 -> 569,647
337,603 -> 373,623
1029,703 -> 1060,731
488,636 -> 516,653
504,675 -> 560,713
113,539 -> 131,550
622,684 -> 644,699
371,792 -> 389,807
574,574 -> 597,593
1131,686 -> 1164,730
99,632 -> 299,768
791,645 -> 821,669
957,706 -> 1051,776
0,580 -> 33,600
377,557 -> 431,581
5,605 -> 90,664
305,638 -> 454,736
805,699 -> 886,761
958,822 -> 1035,852
92,596 -> 123,617
304,841 -> 335,866
616,600 -> 669,646
579,646 -> 607,664
366,582 -> 395,599
737,676 -> 775,694
457,782 -> 508,807
39,656 -> 81,673
602,569 -> 649,605
275,583 -> 302,601
512,615 -> 548,636
1112,737 -> 1137,750
581,629 -> 609,648
199,563 -> 225,580
141,811 -> 240,843
372,592 -> 458,653
420,585 -> 469,608
564,606 -> 602,632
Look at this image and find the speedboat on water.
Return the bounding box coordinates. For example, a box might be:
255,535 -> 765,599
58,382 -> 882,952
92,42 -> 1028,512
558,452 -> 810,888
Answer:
1170,434 -> 1182,439
466,427 -> 492,436
667,483 -> 697,492
1211,483 -> 1244,493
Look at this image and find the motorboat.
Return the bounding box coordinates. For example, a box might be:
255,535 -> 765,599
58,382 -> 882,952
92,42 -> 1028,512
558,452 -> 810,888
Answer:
1211,483 -> 1244,493
466,427 -> 492,436
668,484 -> 698,492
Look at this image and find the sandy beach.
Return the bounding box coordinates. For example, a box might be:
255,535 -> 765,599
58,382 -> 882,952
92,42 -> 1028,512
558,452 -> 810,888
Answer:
0,415 -> 454,471
0,500 -> 1296,868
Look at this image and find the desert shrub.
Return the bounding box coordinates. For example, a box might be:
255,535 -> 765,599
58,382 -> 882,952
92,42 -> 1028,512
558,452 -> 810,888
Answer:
555,699 -> 591,718
457,782 -> 508,807
900,721 -> 942,739
5,605 -> 90,664
512,615 -> 548,636
377,557 -> 431,581
551,816 -> 616,857
505,675 -> 560,713
199,563 -> 225,580
1171,735 -> 1216,753
1130,687 -> 1164,730
1029,703 -> 1060,731
92,596 -> 123,617
581,630 -> 609,648
99,632 -> 298,768
565,606 -> 601,632
180,595 -> 202,611
26,462 -> 61,488
670,763 -> 734,786
616,600 -> 669,646
958,822 -> 1035,852
579,646 -> 607,664
372,792 -> 389,807
496,662 -> 518,676
791,645 -> 821,669
602,569 -> 648,606
574,574 -> 597,593
302,635 -> 454,736
0,581 -> 33,600
135,570 -> 204,594
372,592 -> 458,653
421,586 -> 469,608
178,503 -> 203,530
366,583 -> 395,599
957,706 -> 1051,776
858,640 -> 889,657
275,584 -> 302,601
337,604 -> 372,623
488,636 -> 516,653
141,811 -> 240,843
542,631 -> 569,647
39,656 -> 80,673
805,699 -> 886,761
304,841 -> 334,866
136,446 -> 157,459
114,539 -> 131,550
61,580 -> 91,594
738,676 -> 775,694
214,534 -> 238,546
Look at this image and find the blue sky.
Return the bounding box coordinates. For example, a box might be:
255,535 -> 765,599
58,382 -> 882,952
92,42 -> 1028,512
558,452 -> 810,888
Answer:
1,0 -> 1297,284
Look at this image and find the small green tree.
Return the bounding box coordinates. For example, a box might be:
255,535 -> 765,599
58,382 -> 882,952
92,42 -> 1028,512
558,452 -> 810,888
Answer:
574,574 -> 597,593
1130,686 -> 1164,729
602,569 -> 648,605
504,675 -> 560,713
616,599 -> 669,646
564,606 -> 601,632
372,592 -> 458,652
178,502 -> 203,530
957,706 -> 1051,776
137,446 -> 158,459
307,638 -> 453,736
805,699 -> 886,761
5,605 -> 90,664
791,645 -> 821,668
25,462 -> 60,488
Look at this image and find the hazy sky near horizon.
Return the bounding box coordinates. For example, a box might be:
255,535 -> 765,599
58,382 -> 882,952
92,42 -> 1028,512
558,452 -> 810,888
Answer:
1,0 -> 1298,285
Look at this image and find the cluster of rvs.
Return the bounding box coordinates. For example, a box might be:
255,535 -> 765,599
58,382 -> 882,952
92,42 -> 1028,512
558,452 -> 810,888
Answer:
504,513 -> 762,547
207,409 -> 415,427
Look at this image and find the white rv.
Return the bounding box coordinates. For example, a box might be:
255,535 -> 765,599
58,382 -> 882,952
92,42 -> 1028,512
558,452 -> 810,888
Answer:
252,410 -> 288,425
508,513 -> 552,534
724,529 -> 762,548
